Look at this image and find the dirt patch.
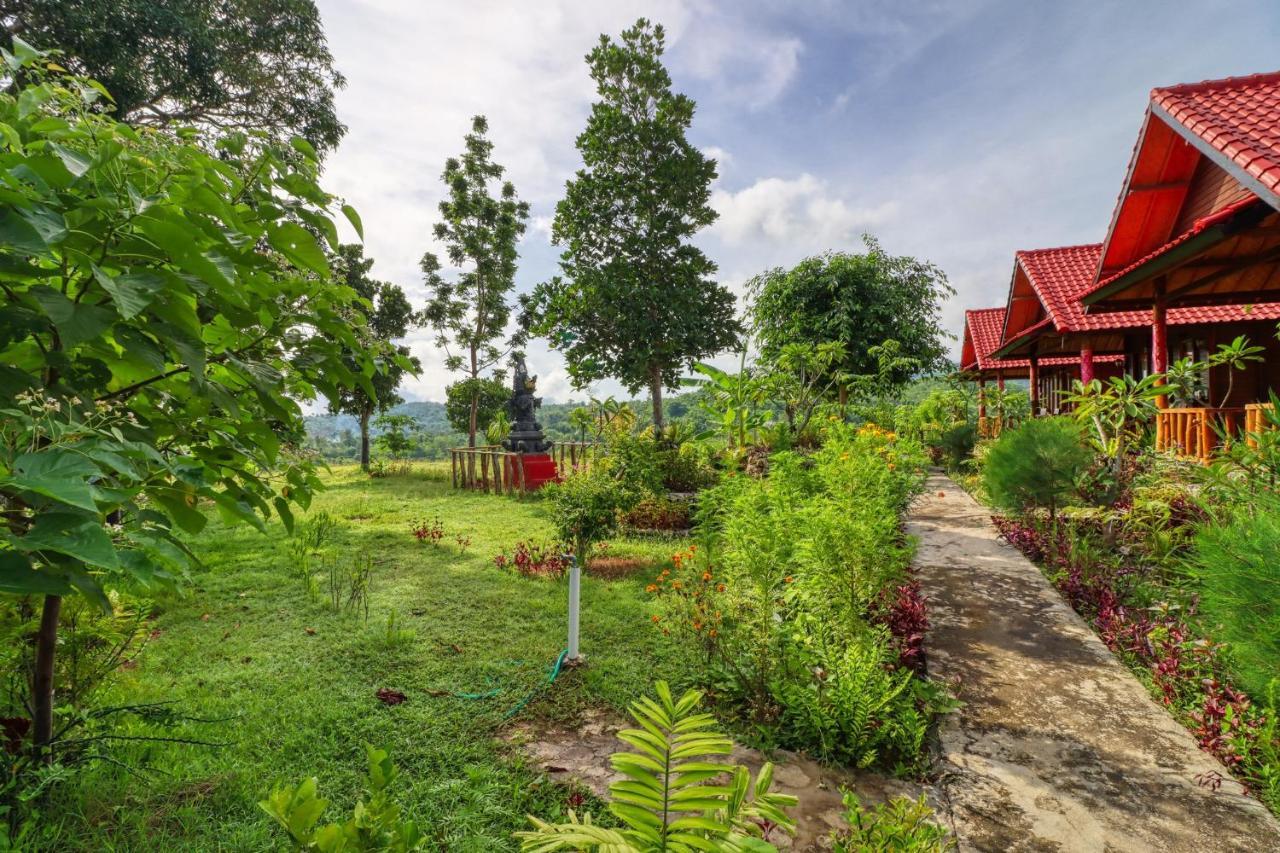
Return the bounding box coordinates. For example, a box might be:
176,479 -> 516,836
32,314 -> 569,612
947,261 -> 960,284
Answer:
585,557 -> 649,579
507,707 -> 926,851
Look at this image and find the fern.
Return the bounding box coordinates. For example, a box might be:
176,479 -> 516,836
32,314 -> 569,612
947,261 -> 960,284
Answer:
516,682 -> 797,852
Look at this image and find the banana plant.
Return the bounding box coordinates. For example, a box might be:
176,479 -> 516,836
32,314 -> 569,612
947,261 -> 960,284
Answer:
516,682 -> 797,851
684,348 -> 770,448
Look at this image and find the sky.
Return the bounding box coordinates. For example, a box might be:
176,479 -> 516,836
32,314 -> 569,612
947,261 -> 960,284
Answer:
313,0 -> 1280,404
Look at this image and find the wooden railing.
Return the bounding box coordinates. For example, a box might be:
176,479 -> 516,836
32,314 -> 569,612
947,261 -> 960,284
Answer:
1246,403 -> 1276,449
449,442 -> 599,495
1155,407 -> 1245,463
978,415 -> 1021,440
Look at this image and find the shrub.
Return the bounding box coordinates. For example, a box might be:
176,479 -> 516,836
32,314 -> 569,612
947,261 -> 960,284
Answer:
621,495 -> 691,531
651,422 -> 945,770
831,791 -> 954,852
1185,493 -> 1280,699
260,746 -> 424,851
515,682 -> 797,851
982,417 -> 1091,519
544,467 -> 639,560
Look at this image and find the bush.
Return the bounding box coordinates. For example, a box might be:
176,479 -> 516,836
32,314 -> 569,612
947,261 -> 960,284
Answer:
621,495 -> 691,531
650,422 -> 946,770
544,467 -> 639,560
982,417 -> 1091,519
831,791 -> 954,852
1186,493 -> 1280,699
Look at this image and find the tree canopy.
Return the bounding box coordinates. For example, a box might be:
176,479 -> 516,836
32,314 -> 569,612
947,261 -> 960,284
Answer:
421,115 -> 528,446
748,238 -> 955,392
0,41 -> 380,749
527,18 -> 740,428
2,0 -> 347,153
326,243 -> 419,469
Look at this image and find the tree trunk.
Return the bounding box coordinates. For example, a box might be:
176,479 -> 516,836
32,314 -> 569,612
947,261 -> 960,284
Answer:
649,366 -> 664,431
33,593 -> 61,762
468,395 -> 479,448
359,406 -> 371,471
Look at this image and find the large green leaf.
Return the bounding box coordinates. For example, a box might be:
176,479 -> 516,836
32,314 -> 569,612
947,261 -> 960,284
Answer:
6,448 -> 99,511
30,285 -> 113,348
137,214 -> 233,289
267,222 -> 328,275
17,512 -> 119,570
93,266 -> 164,319
0,205 -> 65,254
0,547 -> 74,595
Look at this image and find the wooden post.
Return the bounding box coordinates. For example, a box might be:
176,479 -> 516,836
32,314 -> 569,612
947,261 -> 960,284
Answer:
1080,346 -> 1095,385
1028,354 -> 1040,416
978,377 -> 987,420
1152,283 -> 1169,410
481,452 -> 490,493
451,450 -> 458,489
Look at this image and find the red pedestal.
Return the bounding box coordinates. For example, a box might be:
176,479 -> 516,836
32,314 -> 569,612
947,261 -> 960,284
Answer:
505,453 -> 559,490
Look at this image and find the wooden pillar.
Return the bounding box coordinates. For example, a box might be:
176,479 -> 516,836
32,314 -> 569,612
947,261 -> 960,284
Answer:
997,374 -> 1006,391
977,377 -> 987,420
1080,346 -> 1095,385
1028,354 -> 1040,415
1152,283 -> 1169,410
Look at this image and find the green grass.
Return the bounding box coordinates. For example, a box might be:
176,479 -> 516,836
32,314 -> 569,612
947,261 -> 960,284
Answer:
51,464 -> 692,851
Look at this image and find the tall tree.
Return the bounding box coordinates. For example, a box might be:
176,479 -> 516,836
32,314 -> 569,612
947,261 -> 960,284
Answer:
2,0 -> 347,153
0,46 -> 377,757
327,244 -> 419,471
421,115 -> 529,447
748,238 -> 955,400
528,19 -> 740,429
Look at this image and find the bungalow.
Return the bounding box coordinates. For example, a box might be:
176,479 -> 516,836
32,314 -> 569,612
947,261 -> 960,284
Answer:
976,70 -> 1280,460
961,306 -> 1121,435
1079,71 -> 1280,458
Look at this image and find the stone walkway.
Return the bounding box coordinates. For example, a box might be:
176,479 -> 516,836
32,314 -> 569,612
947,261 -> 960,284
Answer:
910,471 -> 1280,852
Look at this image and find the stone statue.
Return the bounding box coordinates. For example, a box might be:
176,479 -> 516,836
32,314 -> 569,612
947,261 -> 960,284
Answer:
504,355 -> 551,453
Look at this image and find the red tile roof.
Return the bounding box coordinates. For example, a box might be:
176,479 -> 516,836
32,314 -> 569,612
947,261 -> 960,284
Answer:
1153,71 -> 1280,203
1017,243 -> 1280,332
963,307 -> 1105,372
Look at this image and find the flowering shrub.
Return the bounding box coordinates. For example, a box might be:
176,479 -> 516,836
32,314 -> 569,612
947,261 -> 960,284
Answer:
650,421 -> 946,770
493,541 -> 570,579
410,517 -> 444,547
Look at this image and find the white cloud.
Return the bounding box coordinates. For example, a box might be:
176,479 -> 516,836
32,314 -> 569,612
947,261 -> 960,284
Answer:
710,174 -> 899,250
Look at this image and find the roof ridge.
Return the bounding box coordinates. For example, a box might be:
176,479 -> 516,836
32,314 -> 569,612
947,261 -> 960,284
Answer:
1154,70 -> 1280,99
1014,242 -> 1103,257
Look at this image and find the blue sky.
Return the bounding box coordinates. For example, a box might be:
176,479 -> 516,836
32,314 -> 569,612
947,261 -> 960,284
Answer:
313,0 -> 1280,403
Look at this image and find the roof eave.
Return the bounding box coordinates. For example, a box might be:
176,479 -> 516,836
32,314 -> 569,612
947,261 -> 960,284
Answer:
1151,101 -> 1280,215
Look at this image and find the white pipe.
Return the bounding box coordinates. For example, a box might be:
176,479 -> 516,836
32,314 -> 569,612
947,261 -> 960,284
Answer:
567,552 -> 581,660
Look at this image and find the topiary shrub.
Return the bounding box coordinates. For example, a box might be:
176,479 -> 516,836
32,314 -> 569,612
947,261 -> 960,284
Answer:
982,417 -> 1091,520
1185,493 -> 1280,699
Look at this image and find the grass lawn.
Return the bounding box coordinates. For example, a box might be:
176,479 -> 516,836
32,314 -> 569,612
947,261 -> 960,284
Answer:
53,464 -> 692,851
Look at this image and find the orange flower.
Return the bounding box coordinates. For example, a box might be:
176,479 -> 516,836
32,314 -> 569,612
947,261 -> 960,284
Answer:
716,583 -> 726,593
645,584 -> 658,593
708,629 -> 717,638
692,620 -> 702,631
672,581 -> 683,590
701,571 -> 712,582
650,614 -> 661,623
784,576 -> 794,584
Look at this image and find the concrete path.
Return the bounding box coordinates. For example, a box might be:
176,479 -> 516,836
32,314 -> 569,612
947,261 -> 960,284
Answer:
910,471 -> 1280,852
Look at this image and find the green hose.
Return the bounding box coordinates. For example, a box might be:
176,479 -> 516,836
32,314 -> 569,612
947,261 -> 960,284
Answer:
440,648 -> 571,720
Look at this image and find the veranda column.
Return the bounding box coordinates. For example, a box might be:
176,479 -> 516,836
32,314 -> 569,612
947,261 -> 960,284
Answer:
1152,285 -> 1169,409
1028,355 -> 1040,416
1080,346 -> 1095,384
977,377 -> 987,438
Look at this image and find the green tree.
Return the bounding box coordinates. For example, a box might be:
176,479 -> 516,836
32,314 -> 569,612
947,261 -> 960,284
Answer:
528,19 -> 740,429
443,376 -> 508,439
983,418 -> 1091,521
0,44 -> 378,757
421,116 -> 529,447
748,241 -> 954,400
326,244 -> 419,471
373,414 -> 419,460
2,0 -> 347,153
